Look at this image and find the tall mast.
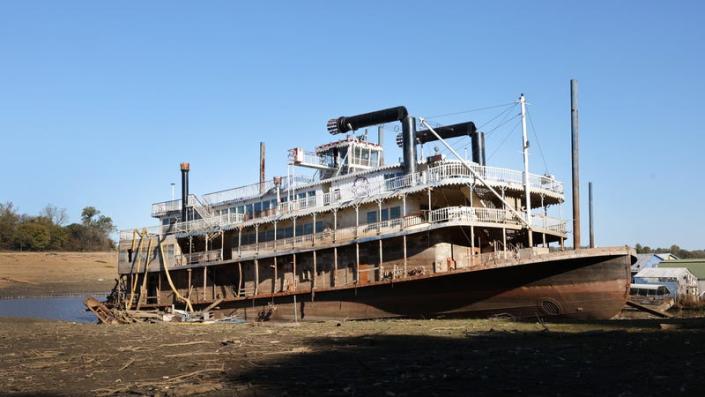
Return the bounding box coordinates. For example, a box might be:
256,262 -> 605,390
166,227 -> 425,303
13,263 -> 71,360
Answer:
519,94 -> 533,247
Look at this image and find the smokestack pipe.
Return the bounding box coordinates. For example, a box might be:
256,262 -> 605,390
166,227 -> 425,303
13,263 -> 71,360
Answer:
180,162 -> 190,222
402,116 -> 417,175
259,142 -> 266,194
413,121 -> 486,166
571,79 -> 581,250
327,106 -> 417,174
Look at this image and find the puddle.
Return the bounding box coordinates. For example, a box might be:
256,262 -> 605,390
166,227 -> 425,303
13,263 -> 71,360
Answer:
0,294 -> 108,323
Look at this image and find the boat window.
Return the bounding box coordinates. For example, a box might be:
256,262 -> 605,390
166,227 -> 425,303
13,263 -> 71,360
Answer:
381,208 -> 389,221
390,206 -> 401,219
370,151 -> 379,166
367,211 -> 377,224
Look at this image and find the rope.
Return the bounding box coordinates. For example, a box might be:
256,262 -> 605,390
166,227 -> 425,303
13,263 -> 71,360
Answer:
526,107 -> 550,174
424,102 -> 516,120
158,236 -> 194,312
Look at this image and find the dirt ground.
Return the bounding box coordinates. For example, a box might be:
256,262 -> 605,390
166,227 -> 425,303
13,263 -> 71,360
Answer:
1,317 -> 705,396
0,252 -> 117,297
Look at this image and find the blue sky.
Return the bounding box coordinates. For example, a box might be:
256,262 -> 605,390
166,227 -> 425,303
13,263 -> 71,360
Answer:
0,1 -> 702,249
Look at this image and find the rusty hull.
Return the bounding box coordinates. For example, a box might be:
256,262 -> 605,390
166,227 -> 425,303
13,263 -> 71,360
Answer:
216,248 -> 633,321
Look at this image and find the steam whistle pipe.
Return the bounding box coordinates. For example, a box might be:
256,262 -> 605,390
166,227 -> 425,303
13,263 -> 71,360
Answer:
418,118 -> 529,227
571,79 -> 581,249
180,162 -> 190,222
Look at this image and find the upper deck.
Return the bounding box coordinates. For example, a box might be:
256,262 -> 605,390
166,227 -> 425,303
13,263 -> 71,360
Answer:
124,159 -> 564,241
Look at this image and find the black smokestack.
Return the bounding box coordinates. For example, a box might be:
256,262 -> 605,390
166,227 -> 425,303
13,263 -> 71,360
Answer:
411,121 -> 486,166
327,106 -> 417,174
180,162 -> 190,222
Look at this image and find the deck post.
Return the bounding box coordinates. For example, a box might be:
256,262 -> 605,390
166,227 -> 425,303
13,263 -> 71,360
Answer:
333,209 -> 337,242
202,266 -> 207,301
236,263 -> 241,298
403,234 -> 408,277
377,200 -> 382,235
254,259 -> 259,296
273,221 -> 277,252
312,250 -> 317,298
378,239 -> 383,281
292,217 -> 297,249
238,227 -> 242,258
220,230 -> 224,260
312,213 -> 316,247
502,228 -> 507,259
333,246 -> 338,286
273,256 -> 278,294
255,224 -> 259,252
401,194 -> 407,230
292,253 -> 297,293
355,243 -> 360,284
354,205 -> 359,239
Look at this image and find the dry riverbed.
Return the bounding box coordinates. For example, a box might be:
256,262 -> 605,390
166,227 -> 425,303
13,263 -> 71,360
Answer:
0,252 -> 116,297
1,317 -> 705,396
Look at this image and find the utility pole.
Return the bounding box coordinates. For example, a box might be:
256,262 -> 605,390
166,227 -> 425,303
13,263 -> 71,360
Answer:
589,182 -> 595,248
519,94 -> 533,247
571,79 -> 581,250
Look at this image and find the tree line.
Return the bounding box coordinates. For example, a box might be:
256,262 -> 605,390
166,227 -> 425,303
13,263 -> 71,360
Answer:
0,202 -> 115,251
635,243 -> 705,259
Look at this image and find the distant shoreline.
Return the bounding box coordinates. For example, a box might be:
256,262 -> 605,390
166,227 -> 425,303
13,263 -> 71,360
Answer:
0,252 -> 116,298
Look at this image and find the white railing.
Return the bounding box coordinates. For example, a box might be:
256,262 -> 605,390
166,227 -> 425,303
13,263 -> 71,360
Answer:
151,199 -> 182,217
180,250 -> 222,265
141,161 -> 564,239
119,225 -> 171,241
531,214 -> 567,233
174,212 -> 245,234
429,206 -> 521,226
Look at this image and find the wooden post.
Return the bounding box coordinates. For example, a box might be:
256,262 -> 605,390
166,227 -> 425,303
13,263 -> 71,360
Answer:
238,227 -> 242,258
237,262 -> 242,297
378,239 -> 383,281
292,217 -> 297,249
333,210 -> 337,242
312,250 -> 317,298
202,266 -> 207,301
333,246 -> 338,287
273,256 -> 278,294
312,213 -> 316,247
502,228 -> 507,259
212,266 -> 216,300
254,259 -> 259,296
293,253 -> 297,291
355,243 -> 360,284
403,234 -> 407,277
187,268 -> 192,300
355,205 -> 359,239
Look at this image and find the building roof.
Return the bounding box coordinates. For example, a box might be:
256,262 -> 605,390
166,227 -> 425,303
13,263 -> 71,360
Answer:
634,267 -> 696,280
659,259 -> 705,279
631,253 -> 679,273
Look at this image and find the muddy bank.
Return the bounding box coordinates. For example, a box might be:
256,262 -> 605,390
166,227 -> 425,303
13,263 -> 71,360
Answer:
1,317 -> 705,396
0,252 -> 116,297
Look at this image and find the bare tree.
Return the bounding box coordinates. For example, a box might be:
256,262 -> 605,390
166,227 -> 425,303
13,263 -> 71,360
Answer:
40,204 -> 68,226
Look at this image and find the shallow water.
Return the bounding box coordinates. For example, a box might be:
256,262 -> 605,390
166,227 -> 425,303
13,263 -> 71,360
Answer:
0,295 -> 107,323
